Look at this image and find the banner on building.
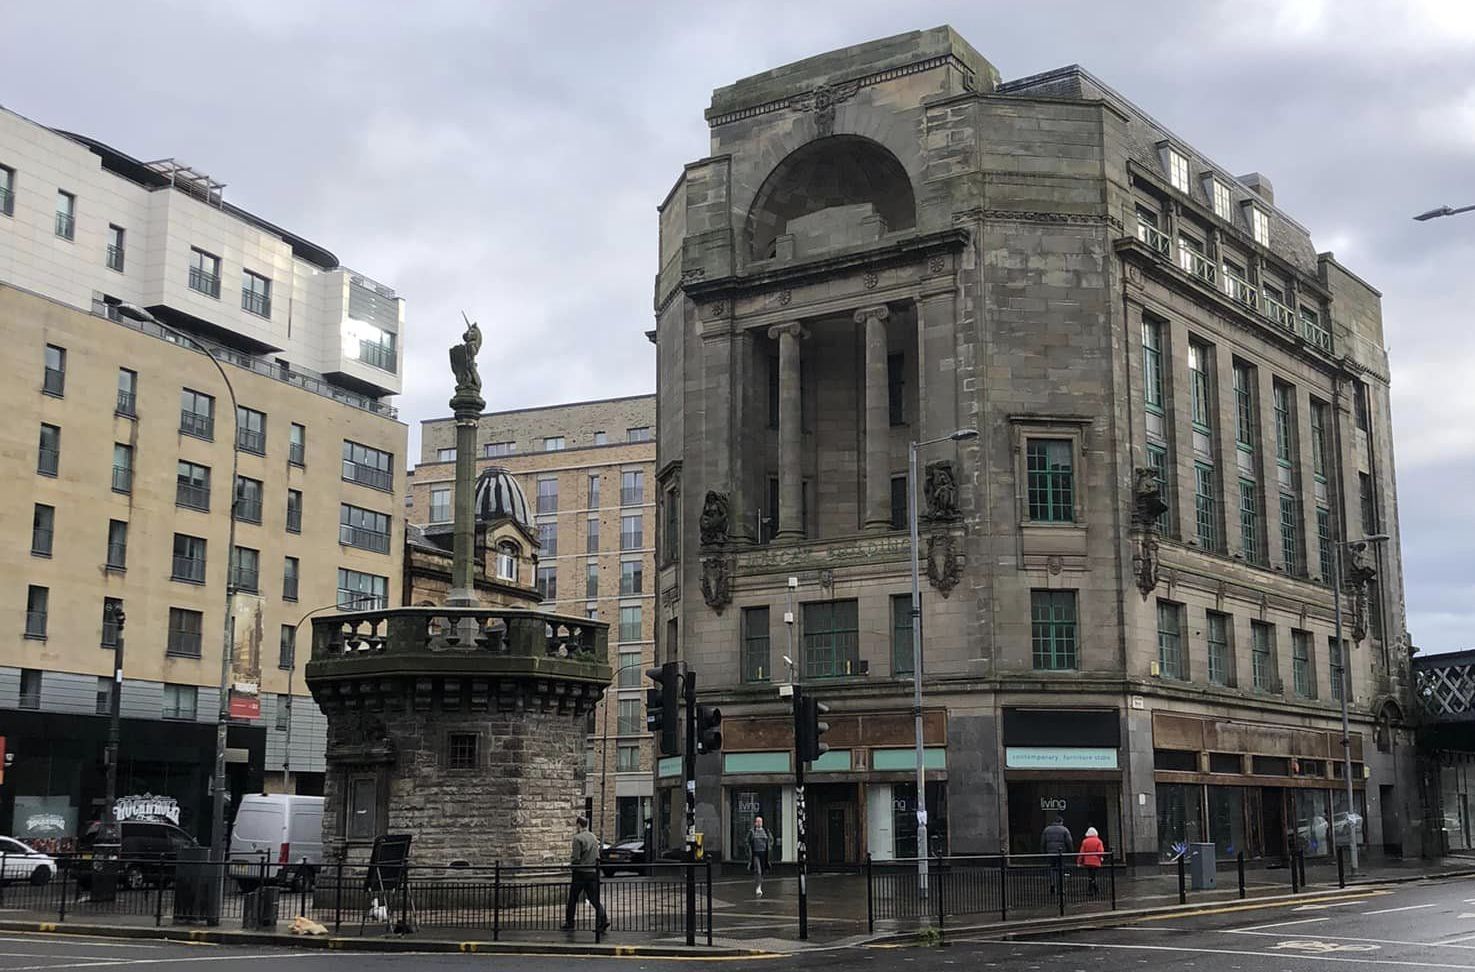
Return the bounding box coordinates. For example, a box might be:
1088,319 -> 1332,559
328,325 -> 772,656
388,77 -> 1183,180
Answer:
229,594 -> 264,723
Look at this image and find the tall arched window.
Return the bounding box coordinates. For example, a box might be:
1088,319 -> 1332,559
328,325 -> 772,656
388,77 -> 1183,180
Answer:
496,541 -> 519,583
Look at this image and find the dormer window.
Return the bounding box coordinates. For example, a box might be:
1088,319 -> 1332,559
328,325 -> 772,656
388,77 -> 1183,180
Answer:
1212,180 -> 1232,220
1167,149 -> 1190,192
496,541 -> 519,582
1250,208 -> 1270,247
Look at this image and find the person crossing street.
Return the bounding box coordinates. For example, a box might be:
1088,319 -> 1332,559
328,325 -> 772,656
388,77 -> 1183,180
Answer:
748,815 -> 772,897
561,816 -> 610,934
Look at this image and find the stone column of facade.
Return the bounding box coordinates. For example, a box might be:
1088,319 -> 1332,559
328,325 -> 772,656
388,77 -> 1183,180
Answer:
768,321 -> 807,541
857,304 -> 892,532
448,395 -> 484,606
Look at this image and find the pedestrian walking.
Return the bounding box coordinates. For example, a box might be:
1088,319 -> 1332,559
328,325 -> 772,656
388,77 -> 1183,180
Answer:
748,815 -> 772,897
561,816 -> 610,933
1076,826 -> 1105,894
1041,814 -> 1073,894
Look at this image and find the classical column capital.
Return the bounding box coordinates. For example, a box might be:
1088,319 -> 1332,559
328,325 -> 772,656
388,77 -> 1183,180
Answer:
767,321 -> 808,341
853,304 -> 890,325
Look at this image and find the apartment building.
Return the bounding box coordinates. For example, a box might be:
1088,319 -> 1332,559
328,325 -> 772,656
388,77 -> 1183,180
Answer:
655,28 -> 1414,866
0,106 -> 407,847
412,395 -> 656,841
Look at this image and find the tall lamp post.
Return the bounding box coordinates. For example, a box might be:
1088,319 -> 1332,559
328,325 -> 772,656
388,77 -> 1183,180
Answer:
118,304 -> 240,865
1413,204 -> 1475,221
1332,532 -> 1389,874
907,428 -> 978,899
94,602 -> 126,900
280,598 -> 378,792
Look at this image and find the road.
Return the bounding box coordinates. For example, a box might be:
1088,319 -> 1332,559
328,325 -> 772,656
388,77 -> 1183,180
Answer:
1,877 -> 1473,970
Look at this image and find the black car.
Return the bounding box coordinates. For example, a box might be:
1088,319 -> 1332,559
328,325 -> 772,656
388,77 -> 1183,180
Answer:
599,838 -> 648,877
77,820 -> 198,890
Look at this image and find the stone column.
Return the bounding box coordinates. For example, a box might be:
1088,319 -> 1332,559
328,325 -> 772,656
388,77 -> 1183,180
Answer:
857,304 -> 892,532
768,321 -> 807,541
448,394 -> 484,606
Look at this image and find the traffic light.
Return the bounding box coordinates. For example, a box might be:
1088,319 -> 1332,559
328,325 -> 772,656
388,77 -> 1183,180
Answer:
646,661 -> 680,756
795,691 -> 831,764
696,704 -> 723,755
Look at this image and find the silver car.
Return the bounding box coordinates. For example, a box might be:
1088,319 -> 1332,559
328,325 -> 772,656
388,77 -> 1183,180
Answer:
0,836 -> 56,886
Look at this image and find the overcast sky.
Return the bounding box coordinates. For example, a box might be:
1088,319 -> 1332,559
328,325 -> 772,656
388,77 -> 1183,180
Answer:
7,0 -> 1473,652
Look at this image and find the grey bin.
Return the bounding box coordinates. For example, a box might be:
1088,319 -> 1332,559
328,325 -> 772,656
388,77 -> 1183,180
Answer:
172,847 -> 222,925
1188,842 -> 1217,890
242,887 -> 281,930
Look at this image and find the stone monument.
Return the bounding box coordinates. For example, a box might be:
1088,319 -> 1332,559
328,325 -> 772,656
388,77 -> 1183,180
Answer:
305,318 -> 610,866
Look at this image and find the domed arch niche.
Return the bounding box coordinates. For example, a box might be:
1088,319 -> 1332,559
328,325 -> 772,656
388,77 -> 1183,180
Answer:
744,136 -> 917,262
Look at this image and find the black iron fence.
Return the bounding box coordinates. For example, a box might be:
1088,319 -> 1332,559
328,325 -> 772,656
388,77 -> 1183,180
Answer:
0,852 -> 712,945
866,854 -> 1118,932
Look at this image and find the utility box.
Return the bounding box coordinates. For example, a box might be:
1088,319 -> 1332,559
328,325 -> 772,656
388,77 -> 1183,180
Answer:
1188,842 -> 1216,890
172,847 -> 221,925
241,887 -> 280,930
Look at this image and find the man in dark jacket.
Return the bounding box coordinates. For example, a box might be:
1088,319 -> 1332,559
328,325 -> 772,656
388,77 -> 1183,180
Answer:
1041,815 -> 1073,894
562,817 -> 609,933
748,816 -> 772,897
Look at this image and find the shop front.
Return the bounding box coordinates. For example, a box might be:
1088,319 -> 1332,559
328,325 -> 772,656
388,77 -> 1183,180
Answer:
1002,707 -> 1124,856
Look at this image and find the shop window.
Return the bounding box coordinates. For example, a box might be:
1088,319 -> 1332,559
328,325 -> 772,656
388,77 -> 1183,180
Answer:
1153,749 -> 1197,772
729,787 -> 783,863
1252,755 -> 1291,776
1208,752 -> 1243,774
1156,782 -> 1204,860
1207,786 -> 1247,859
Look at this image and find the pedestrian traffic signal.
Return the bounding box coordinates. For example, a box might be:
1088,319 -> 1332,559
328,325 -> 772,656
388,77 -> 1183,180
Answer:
696,704 -> 723,754
646,661 -> 680,756
795,691 -> 830,764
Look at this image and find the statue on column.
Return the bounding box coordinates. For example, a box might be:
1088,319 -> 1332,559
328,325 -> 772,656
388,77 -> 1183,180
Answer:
923,460 -> 960,521
450,312 -> 483,398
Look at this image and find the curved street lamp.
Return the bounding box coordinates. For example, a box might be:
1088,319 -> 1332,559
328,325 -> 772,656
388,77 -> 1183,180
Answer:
1413,204 -> 1475,221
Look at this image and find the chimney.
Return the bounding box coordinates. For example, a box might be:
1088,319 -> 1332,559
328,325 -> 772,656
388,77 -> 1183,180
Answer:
1237,172 -> 1274,206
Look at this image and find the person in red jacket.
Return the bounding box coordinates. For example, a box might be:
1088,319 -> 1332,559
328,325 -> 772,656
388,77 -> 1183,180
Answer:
1076,826 -> 1105,894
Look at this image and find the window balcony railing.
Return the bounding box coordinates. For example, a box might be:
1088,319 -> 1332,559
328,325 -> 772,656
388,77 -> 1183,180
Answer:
236,427 -> 266,454
116,390 -> 136,417
37,448 -> 59,476
189,266 -> 221,298
1223,273 -> 1258,310
172,555 -> 206,583
287,508 -> 302,534
235,499 -> 263,524
1261,293 -> 1295,331
180,410 -> 214,440
620,576 -> 642,597
31,528 -> 53,555
25,611 -> 48,638
283,576 -> 299,601
107,245 -> 125,272
106,542 -> 127,569
176,483 -> 210,512
95,694 -> 113,716
112,465 -> 133,494
621,487 -> 643,507
167,638 -> 202,659
1136,219 -> 1171,256
43,367 -> 65,396
1179,249 -> 1217,285
357,340 -> 397,373
343,461 -> 392,492
0,186 -> 13,216
340,525 -> 390,554
289,441 -> 305,466
55,212 -> 74,240
242,290 -> 271,318
231,567 -> 259,594
1303,319 -> 1333,352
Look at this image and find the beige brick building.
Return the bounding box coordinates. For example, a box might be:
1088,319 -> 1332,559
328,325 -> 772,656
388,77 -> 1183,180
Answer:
655,28 -> 1416,866
0,108 -> 406,846
412,395 -> 657,842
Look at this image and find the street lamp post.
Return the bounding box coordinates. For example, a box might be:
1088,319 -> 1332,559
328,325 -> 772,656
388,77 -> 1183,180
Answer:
118,304 -> 240,866
1331,532 -> 1389,874
1413,204 -> 1475,221
94,602 -> 126,900
907,428 -> 978,899
281,599 -> 377,792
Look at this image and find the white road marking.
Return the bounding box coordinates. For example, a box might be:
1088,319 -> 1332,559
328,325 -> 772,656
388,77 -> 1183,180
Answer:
1272,941 -> 1381,953
1238,917 -> 1329,931
0,954 -> 338,972
1361,903 -> 1440,915
985,938 -> 1475,970
1460,914 -> 1475,920
0,940 -> 161,951
1233,930 -> 1475,950
1297,902 -> 1366,911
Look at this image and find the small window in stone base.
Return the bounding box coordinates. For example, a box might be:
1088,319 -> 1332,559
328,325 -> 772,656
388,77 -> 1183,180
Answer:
447,732 -> 479,770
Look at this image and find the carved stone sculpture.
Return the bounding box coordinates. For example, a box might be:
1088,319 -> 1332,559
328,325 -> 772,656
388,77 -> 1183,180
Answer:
449,313 -> 482,397
925,533 -> 960,598
923,461 -> 960,521
1133,536 -> 1161,598
1132,467 -> 1169,528
699,489 -> 730,546
700,555 -> 732,612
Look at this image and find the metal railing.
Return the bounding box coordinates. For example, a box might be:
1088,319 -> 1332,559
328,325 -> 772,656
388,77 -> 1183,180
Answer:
0,853 -> 712,945
43,366 -> 65,396
31,526 -> 53,556
357,340 -> 396,373
176,483 -> 210,512
231,567 -> 259,594
106,542 -> 128,569
107,244 -> 125,272
429,504 -> 451,524
179,410 -> 214,440
37,447 -> 58,476
620,531 -> 643,551
112,466 -> 133,494
283,576 -> 299,601
0,185 -> 12,216
1136,219 -> 1170,256
242,290 -> 271,318
96,299 -> 398,419
24,610 -> 48,639
289,441 -> 305,466
1223,273 -> 1258,309
188,266 -> 221,298
287,508 -> 303,533
18,692 -> 40,710
340,525 -> 391,554
343,461 -> 392,492
55,212 -> 74,240
172,555 -> 206,583
116,390 -> 136,416
236,427 -> 265,454
235,499 -> 263,524
1179,249 -> 1217,285
1262,293 -> 1295,331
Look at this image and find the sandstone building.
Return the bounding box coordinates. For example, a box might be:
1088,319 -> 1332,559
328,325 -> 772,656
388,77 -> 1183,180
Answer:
412,395 -> 657,841
654,27 -> 1414,865
0,106 -> 407,845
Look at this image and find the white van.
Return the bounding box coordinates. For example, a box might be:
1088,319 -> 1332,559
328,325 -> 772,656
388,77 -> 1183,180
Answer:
228,794 -> 325,891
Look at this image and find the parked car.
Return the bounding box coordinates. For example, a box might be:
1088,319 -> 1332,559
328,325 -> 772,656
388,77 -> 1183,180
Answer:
0,836 -> 56,886
227,794 -> 325,892
600,838 -> 648,877
77,819 -> 198,890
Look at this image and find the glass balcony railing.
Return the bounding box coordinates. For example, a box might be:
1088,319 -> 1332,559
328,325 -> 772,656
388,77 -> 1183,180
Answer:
357,340 -> 397,373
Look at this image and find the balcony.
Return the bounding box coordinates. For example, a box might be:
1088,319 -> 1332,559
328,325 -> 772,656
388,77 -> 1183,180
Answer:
231,566 -> 259,594
242,290 -> 271,318
188,266 -> 221,298
235,498 -> 262,524
55,212 -> 74,240
343,460 -> 392,492
1303,318 -> 1333,352
107,244 -> 125,273
1178,249 -> 1217,285
1223,273 -> 1258,310
116,390 -> 136,417
357,340 -> 397,373
176,483 -> 210,512
172,555 -> 206,583
340,524 -> 390,554
1261,293 -> 1296,332
112,465 -> 133,494
180,410 -> 214,440
1136,219 -> 1170,256
236,427 -> 266,455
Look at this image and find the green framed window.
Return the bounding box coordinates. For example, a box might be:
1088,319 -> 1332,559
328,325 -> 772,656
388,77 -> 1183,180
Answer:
1142,318 -> 1165,412
1291,629 -> 1315,698
1310,400 -> 1329,481
801,599 -> 859,679
1031,590 -> 1078,671
1328,637 -> 1345,703
1233,362 -> 1255,449
1188,341 -> 1212,431
1239,479 -> 1261,564
1273,382 -> 1295,465
1157,600 -> 1185,679
1207,611 -> 1231,686
1194,463 -> 1218,552
1026,439 -> 1074,522
1251,621 -> 1275,691
742,606 -> 770,682
1147,444 -> 1173,535
1317,507 -> 1333,580
891,594 -> 914,676
1280,493 -> 1301,575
